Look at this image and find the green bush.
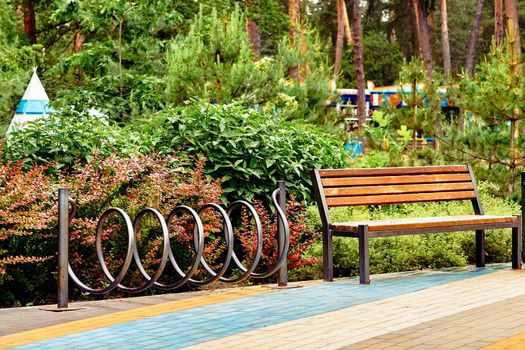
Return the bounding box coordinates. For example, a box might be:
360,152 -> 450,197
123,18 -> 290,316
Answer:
156,101 -> 347,203
4,107 -> 152,170
304,182 -> 518,278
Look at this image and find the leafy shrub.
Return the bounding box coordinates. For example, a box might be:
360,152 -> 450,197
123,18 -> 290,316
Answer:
62,152 -> 228,290
236,196 -> 320,276
156,101 -> 347,203
0,144 -> 321,306
4,107 -> 151,170
0,143 -> 57,305
305,182 -> 518,278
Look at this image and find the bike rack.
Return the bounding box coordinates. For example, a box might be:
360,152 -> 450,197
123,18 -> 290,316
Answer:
56,182 -> 289,309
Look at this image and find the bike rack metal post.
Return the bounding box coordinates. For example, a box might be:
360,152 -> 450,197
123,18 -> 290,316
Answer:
57,188 -> 69,309
277,180 -> 288,287
518,172 -> 525,261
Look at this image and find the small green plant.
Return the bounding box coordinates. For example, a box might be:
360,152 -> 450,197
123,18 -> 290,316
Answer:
351,110 -> 412,168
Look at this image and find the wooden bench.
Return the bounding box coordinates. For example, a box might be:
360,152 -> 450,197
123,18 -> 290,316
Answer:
311,165 -> 522,284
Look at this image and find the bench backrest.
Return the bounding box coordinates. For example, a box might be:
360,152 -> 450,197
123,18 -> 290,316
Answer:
312,165 -> 483,226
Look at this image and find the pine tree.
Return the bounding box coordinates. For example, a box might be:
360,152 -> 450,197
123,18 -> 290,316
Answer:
454,40 -> 525,195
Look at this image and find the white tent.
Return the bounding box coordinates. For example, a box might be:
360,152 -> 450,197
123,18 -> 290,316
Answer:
6,68 -> 50,135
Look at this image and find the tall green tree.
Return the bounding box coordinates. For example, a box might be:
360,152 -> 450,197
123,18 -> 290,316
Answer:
166,6 -> 281,105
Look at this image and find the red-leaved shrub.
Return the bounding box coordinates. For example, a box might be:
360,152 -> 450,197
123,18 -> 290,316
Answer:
0,145 -> 319,306
235,196 -> 320,274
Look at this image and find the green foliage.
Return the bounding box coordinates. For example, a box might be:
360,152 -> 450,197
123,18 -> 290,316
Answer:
340,31 -> 405,87
395,59 -> 446,135
368,111 -> 412,153
349,59 -> 448,169
349,111 -> 412,168
243,0 -> 289,54
273,30 -> 336,124
166,6 -> 336,126
4,107 -> 149,170
39,0 -> 184,121
445,41 -> 525,195
455,43 -> 525,123
166,5 -> 281,105
305,183 -> 518,278
156,101 -> 347,203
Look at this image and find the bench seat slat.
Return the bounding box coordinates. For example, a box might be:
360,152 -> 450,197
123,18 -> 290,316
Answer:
322,174 -> 471,187
330,215 -> 518,233
319,165 -> 469,178
326,190 -> 477,206
324,182 -> 474,197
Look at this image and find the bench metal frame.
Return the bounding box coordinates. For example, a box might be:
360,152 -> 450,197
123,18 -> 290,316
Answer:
312,165 -> 523,284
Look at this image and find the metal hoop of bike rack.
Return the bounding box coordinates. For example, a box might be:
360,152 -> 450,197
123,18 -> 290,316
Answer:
56,181 -> 289,309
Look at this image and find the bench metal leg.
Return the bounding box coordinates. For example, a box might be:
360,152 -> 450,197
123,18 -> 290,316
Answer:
323,229 -> 334,282
512,216 -> 522,269
358,225 -> 370,284
475,230 -> 485,267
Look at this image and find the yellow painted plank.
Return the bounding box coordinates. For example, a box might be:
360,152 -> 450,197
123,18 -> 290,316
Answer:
483,331 -> 525,349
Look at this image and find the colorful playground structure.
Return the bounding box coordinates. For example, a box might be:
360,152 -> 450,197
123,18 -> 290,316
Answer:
336,81 -> 457,122
337,82 -> 456,155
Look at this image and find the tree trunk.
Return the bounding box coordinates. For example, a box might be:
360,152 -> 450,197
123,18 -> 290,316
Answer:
245,17 -> 261,58
245,0 -> 261,58
334,0 -> 345,80
509,118 -> 516,195
505,0 -> 521,73
465,0 -> 484,75
440,0 -> 451,77
413,0 -> 433,78
73,30 -> 85,81
23,0 -> 36,44
341,0 -> 353,46
299,29 -> 309,83
73,31 -> 84,53
494,0 -> 504,46
288,0 -> 300,81
505,0 -> 523,167
351,0 -> 366,130
409,6 -> 418,59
